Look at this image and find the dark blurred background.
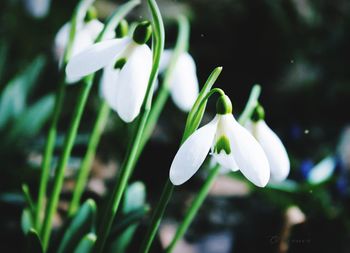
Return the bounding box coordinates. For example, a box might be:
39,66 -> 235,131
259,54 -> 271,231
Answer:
1,0 -> 350,252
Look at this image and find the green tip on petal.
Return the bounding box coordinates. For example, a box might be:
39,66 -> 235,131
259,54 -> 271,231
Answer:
85,6 -> 98,22
116,19 -> 129,38
214,135 -> 231,154
114,58 -> 127,69
132,20 -> 152,44
216,94 -> 232,115
251,103 -> 265,122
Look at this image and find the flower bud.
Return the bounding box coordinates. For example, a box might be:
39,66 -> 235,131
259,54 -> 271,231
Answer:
116,19 -> 129,38
85,6 -> 98,22
132,21 -> 152,45
216,94 -> 232,115
251,104 -> 265,122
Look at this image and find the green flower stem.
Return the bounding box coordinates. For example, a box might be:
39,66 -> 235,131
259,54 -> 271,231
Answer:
68,101 -> 110,216
138,179 -> 174,253
165,164 -> 220,253
164,85 -> 262,252
35,0 -> 84,231
35,78 -> 65,231
92,1 -> 164,252
41,75 -> 94,250
39,1 -> 140,248
138,72 -> 223,253
138,15 -> 189,154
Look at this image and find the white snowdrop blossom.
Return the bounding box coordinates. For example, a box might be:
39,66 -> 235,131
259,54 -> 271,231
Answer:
245,106 -> 290,182
169,95 -> 270,187
66,21 -> 153,123
159,50 -> 199,112
24,0 -> 51,18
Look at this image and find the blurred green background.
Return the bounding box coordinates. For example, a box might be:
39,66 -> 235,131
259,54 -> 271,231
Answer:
0,0 -> 350,252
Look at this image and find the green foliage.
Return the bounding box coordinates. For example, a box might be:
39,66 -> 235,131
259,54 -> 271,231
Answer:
26,228 -> 44,253
57,199 -> 96,253
74,233 -> 96,253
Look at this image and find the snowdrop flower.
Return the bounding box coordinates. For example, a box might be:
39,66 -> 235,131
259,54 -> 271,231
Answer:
245,105 -> 290,182
24,0 -> 51,18
66,21 -> 153,122
159,50 -> 199,112
169,95 -> 270,187
54,0 -> 115,72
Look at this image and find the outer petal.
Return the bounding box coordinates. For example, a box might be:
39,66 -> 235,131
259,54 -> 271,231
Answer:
255,121 -> 290,182
170,52 -> 199,112
158,49 -> 172,73
115,45 -> 152,122
100,64 -> 120,111
24,0 -> 51,18
66,38 -> 131,80
225,115 -> 270,187
170,117 -> 219,185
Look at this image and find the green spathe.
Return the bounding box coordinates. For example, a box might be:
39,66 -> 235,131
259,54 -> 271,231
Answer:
216,94 -> 232,115
133,21 -> 152,44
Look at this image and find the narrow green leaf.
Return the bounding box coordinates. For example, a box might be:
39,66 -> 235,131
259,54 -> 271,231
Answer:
123,181 -> 146,213
74,233 -> 97,253
21,208 -> 33,234
7,94 -> 55,142
22,184 -> 35,218
57,199 -> 96,253
0,56 -> 45,129
26,228 -> 44,253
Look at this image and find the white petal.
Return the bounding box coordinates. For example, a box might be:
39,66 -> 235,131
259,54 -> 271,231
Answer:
115,45 -> 152,122
212,151 -> 239,172
158,49 -> 172,73
224,115 -> 270,187
24,0 -> 51,18
83,19 -> 115,41
170,52 -> 199,112
169,117 -> 219,185
100,64 -> 120,111
66,38 -> 131,80
255,121 -> 290,182
308,156 -> 335,184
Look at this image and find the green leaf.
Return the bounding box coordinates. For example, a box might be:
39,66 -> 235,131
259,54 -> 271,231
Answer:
74,233 -> 96,253
123,181 -> 146,213
7,94 -> 55,142
0,56 -> 46,129
22,184 -> 35,218
182,67 -> 223,141
57,199 -> 96,253
108,182 -> 147,253
21,208 -> 33,234
26,228 -> 44,253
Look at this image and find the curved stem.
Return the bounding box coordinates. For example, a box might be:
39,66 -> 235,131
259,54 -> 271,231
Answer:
92,1 -> 164,252
138,15 -> 189,154
238,84 -> 261,125
68,101 -> 110,216
165,165 -> 220,253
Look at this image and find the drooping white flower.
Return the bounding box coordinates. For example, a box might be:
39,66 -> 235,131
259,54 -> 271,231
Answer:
24,0 -> 51,18
159,50 -> 199,112
66,21 -> 153,122
245,105 -> 290,182
169,95 -> 270,187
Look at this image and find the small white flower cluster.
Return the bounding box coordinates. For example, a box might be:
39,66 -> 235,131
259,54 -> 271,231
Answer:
170,96 -> 290,187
